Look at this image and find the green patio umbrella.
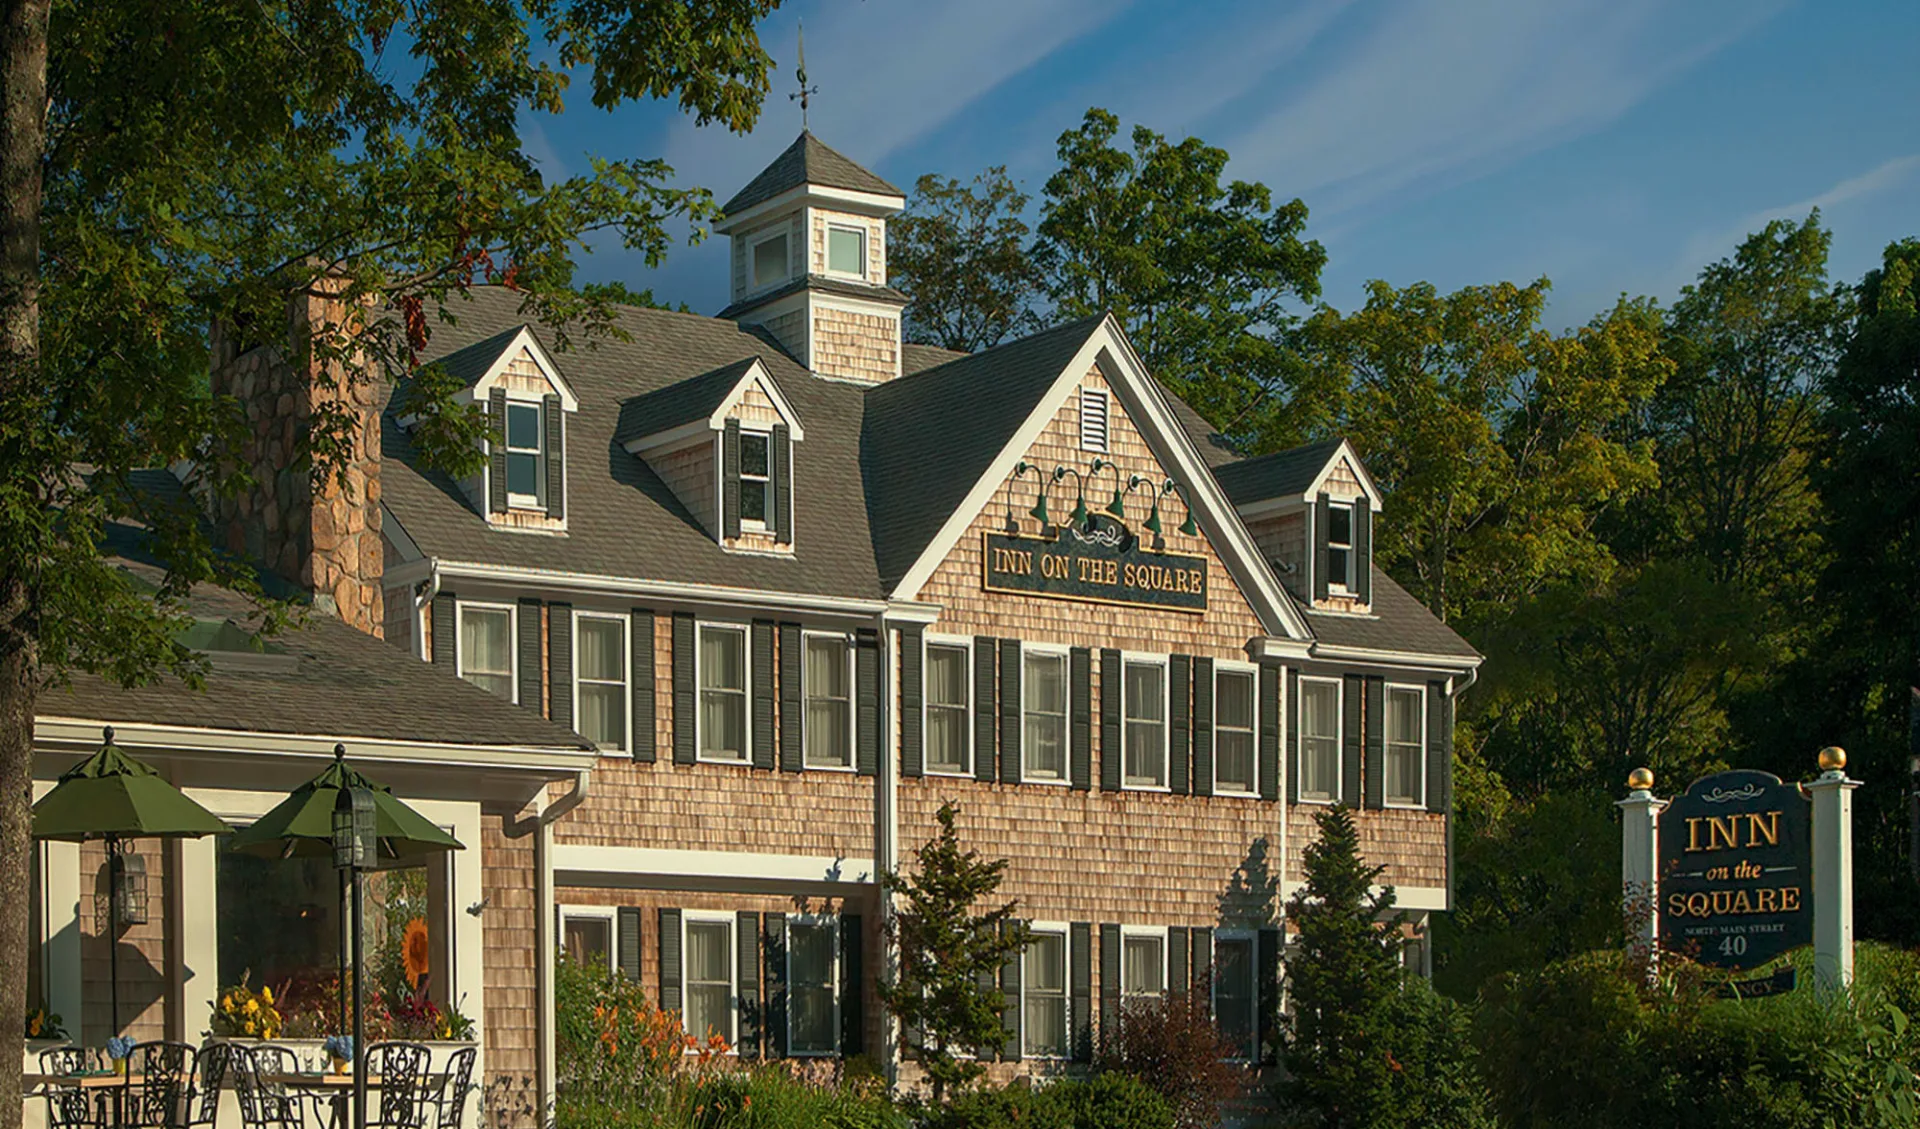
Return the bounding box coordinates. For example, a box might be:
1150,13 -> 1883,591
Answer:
226,745 -> 465,865
32,727 -> 232,1038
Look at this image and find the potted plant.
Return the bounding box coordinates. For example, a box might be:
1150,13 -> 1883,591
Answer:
24,1004 -> 70,1077
106,1036 -> 135,1076
323,1035 -> 353,1075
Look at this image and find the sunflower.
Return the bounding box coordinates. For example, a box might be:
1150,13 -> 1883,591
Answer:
402,918 -> 431,988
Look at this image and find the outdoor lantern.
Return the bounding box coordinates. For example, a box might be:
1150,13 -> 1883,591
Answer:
333,777 -> 377,870
111,848 -> 148,926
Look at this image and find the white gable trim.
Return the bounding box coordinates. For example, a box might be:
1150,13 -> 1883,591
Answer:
1305,441 -> 1383,511
712,359 -> 807,439
887,317 -> 1312,641
463,326 -> 580,412
715,184 -> 905,234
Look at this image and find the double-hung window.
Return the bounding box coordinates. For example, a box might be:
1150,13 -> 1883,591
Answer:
926,642 -> 971,775
804,634 -> 853,769
1327,502 -> 1354,591
561,908 -> 615,973
575,614 -> 629,751
739,431 -> 771,528
1211,933 -> 1258,1060
683,915 -> 736,1044
787,916 -> 838,1055
826,225 -> 866,278
1385,684 -> 1426,807
1299,678 -> 1341,802
698,625 -> 749,762
1121,930 -> 1166,1008
752,231 -> 789,289
1023,650 -> 1068,781
505,400 -> 544,507
1214,667 -> 1258,794
1123,659 -> 1167,788
1023,928 -> 1069,1058
458,604 -> 514,702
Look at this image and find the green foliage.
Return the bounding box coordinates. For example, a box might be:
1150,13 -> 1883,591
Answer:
919,1075 -> 1174,1129
892,168 -> 1041,353
878,802 -> 1031,1102
1095,991 -> 1244,1128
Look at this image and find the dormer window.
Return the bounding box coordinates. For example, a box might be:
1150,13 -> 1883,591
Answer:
740,430 -> 772,527
826,224 -> 866,278
1326,502 -> 1354,591
505,400 -> 546,507
753,231 -> 789,288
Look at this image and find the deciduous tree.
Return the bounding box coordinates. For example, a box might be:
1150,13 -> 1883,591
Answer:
891,167 -> 1040,353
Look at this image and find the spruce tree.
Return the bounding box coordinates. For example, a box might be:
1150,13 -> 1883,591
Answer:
878,801 -> 1031,1102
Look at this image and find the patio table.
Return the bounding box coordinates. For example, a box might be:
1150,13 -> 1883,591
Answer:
270,1073 -> 445,1129
23,1072 -> 138,1127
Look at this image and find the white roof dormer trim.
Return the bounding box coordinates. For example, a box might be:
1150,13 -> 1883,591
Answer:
463,326 -> 580,413
1304,441 -> 1382,510
620,357 -> 807,458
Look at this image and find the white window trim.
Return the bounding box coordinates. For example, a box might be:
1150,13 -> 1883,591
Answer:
823,222 -> 868,281
572,612 -> 632,754
502,395 -> 547,510
750,228 -> 790,291
1297,675 -> 1343,805
1120,652 -> 1172,792
1019,643 -> 1073,786
455,600 -> 518,705
1079,387 -> 1110,453
1327,499 -> 1356,594
784,912 -> 841,1058
1382,682 -> 1428,809
1210,929 -> 1259,1063
739,426 -> 773,533
1212,659 -> 1260,797
558,905 -> 617,974
694,621 -> 752,765
681,911 -> 739,1053
923,633 -> 974,778
802,630 -> 857,772
1119,924 -> 1170,1004
1021,920 -> 1071,1060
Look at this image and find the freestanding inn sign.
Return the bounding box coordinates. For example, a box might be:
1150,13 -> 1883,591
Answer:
982,521 -> 1208,612
1658,769 -> 1812,971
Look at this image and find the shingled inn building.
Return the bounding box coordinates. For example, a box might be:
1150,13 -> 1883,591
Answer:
24,131 -> 1479,1115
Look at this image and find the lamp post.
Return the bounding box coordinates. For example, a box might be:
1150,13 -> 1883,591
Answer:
332,749 -> 377,1129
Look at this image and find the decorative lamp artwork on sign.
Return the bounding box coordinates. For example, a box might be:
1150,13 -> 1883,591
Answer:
986,459 -> 1206,612
1659,769 -> 1812,971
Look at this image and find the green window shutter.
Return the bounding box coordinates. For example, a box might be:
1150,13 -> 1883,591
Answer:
1192,658 -> 1214,797
723,418 -> 742,539
671,613 -> 696,764
900,627 -> 924,779
1070,922 -> 1092,1062
737,912 -> 762,1060
1169,926 -> 1190,996
840,914 -> 864,1056
517,598 -> 542,711
765,916 -> 789,1058
752,621 -> 776,770
1257,928 -> 1281,1064
431,592 -> 456,667
1427,680 -> 1452,814
771,423 -> 793,544
1353,495 -> 1371,603
617,907 -> 643,983
999,639 -> 1022,784
1169,654 -> 1191,795
1364,675 -> 1385,809
1099,923 -> 1122,1046
1000,921 -> 1022,1061
856,630 -> 880,777
1342,674 -> 1364,804
543,393 -> 565,520
1069,647 -> 1092,791
973,636 -> 997,783
1191,928 -> 1213,1019
659,908 -> 683,1015
1261,663 -> 1282,802
488,389 -> 508,514
631,609 -> 656,763
1313,491 -> 1332,601
1099,649 -> 1122,792
547,602 -> 573,731
779,623 -> 804,772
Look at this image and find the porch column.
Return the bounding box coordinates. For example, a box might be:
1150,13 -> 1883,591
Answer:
1810,747 -> 1859,995
1617,767 -> 1665,965
535,807 -> 556,1123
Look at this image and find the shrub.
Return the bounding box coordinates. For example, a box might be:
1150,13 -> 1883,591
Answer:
918,1075 -> 1172,1129
1096,992 -> 1245,1127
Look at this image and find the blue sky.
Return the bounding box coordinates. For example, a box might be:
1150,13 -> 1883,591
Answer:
523,0 -> 1920,326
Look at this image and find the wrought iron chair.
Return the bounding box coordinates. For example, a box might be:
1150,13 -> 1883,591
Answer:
183,1042 -> 233,1129
38,1047 -> 104,1129
229,1045 -> 305,1129
362,1042 -> 433,1129
430,1047 -> 475,1129
125,1041 -> 196,1128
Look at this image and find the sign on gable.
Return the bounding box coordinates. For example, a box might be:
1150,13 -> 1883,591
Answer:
982,520 -> 1207,612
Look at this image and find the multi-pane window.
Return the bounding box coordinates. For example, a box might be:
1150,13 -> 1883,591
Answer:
1215,669 -> 1257,794
1212,936 -> 1257,1060
505,401 -> 543,505
684,918 -> 735,1043
458,605 -> 513,702
753,232 -> 788,288
805,635 -> 852,769
740,431 -> 771,527
576,614 -> 628,751
1024,651 -> 1069,780
1299,679 -> 1340,801
699,625 -> 748,762
788,918 -> 838,1055
1385,685 -> 1425,806
1121,933 -> 1166,1006
562,912 -> 612,972
926,644 -> 970,775
827,226 -> 865,277
1327,502 -> 1354,590
1123,661 -> 1167,788
1023,931 -> 1069,1058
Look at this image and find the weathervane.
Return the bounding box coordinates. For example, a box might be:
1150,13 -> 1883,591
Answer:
790,21 -> 818,129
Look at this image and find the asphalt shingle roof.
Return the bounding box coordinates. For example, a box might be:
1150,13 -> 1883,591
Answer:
1213,439 -> 1346,504
1307,565 -> 1481,659
715,274 -> 908,320
901,342 -> 967,375
614,356 -> 765,446
432,323 -> 527,389
720,132 -> 903,217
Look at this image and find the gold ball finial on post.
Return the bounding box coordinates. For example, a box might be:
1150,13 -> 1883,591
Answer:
1627,767 -> 1654,791
1817,746 -> 1846,773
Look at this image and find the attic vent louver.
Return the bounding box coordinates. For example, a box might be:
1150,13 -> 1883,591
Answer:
1080,388 -> 1109,453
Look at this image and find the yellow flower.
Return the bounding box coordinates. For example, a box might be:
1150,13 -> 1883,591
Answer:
402,918 -> 431,988
261,986 -> 274,1005
244,999 -> 259,1015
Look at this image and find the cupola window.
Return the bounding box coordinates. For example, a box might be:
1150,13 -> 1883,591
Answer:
827,225 -> 866,278
753,231 -> 790,288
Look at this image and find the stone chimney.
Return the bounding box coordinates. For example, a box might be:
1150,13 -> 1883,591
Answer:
210,280 -> 384,637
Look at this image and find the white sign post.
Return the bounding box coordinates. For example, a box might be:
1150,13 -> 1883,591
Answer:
1618,767 -> 1665,967
1809,746 -> 1858,994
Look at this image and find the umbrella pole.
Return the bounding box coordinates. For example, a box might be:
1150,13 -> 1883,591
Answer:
108,837 -> 121,1041
339,867 -> 350,1031
352,865 -> 366,1129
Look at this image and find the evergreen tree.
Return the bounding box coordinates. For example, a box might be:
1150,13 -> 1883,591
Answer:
878,801 -> 1031,1102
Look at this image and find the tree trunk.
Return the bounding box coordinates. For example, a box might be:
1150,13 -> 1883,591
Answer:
0,0 -> 49,1125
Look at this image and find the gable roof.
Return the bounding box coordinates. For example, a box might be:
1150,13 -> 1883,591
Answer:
428,322 -> 580,411
614,356 -> 805,449
721,131 -> 903,217
1307,565 -> 1481,661
902,342 -> 967,375
1213,439 -> 1345,504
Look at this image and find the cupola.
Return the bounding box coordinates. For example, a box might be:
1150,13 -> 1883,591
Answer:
714,132 -> 908,384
